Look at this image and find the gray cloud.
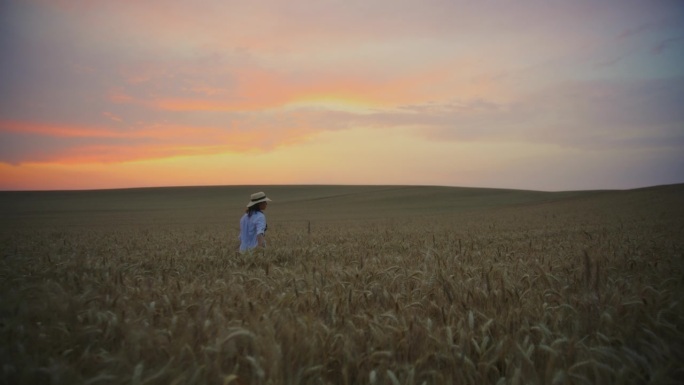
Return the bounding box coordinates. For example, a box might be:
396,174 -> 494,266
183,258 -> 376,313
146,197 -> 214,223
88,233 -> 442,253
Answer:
342,76 -> 684,153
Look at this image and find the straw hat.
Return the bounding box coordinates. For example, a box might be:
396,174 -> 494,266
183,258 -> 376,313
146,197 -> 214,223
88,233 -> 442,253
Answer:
246,192 -> 272,207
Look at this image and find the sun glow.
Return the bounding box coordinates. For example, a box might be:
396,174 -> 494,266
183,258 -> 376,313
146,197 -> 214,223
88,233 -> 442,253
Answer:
283,95 -> 382,114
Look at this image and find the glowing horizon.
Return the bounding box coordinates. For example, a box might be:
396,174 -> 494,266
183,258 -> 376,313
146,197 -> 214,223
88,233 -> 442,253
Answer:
1,0 -> 683,191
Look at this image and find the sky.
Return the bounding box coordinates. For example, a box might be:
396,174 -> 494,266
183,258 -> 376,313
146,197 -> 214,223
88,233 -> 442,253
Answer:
1,0 -> 683,191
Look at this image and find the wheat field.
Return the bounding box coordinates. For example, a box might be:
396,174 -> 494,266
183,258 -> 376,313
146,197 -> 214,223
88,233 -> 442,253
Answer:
1,184 -> 683,384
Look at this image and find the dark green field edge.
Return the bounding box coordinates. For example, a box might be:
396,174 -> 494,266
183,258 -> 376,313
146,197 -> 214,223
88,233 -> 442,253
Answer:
0,184 -> 681,228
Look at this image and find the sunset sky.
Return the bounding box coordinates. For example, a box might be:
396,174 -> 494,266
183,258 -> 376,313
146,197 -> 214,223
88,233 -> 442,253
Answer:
1,0 -> 683,191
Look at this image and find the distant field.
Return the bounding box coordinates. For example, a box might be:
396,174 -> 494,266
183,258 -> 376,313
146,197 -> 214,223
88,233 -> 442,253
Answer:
1,184 -> 683,384
0,184 -> 612,228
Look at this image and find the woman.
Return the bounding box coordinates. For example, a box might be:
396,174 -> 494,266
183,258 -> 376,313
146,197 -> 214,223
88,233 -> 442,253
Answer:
239,191 -> 272,252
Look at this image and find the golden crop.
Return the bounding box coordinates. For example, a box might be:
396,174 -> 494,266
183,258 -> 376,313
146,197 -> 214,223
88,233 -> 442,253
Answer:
1,185 -> 682,384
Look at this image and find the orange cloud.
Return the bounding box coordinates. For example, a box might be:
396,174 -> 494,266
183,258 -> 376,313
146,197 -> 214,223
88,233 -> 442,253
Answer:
115,63 -> 488,114
0,116 -> 325,165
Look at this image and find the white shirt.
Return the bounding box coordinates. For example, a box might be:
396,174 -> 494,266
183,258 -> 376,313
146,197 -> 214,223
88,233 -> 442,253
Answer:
239,211 -> 266,252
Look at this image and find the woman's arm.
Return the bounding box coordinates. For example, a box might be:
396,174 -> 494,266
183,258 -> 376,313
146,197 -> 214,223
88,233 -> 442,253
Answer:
256,213 -> 267,248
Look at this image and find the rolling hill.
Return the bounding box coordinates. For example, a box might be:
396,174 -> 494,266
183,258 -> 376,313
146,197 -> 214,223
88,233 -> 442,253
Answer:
1,183 -> 682,229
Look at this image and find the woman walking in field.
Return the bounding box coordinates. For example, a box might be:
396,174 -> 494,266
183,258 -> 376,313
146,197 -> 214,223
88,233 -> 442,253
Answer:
239,192 -> 272,253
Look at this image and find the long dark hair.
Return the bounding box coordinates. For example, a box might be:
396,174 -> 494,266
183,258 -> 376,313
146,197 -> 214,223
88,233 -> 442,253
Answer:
245,204 -> 267,233
245,205 -> 262,217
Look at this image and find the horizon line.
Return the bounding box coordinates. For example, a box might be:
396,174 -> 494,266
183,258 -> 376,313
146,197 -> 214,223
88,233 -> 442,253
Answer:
2,182 -> 681,194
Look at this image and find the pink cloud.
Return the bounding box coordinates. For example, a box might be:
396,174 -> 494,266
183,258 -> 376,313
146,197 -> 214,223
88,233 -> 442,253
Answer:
0,115 -> 326,164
